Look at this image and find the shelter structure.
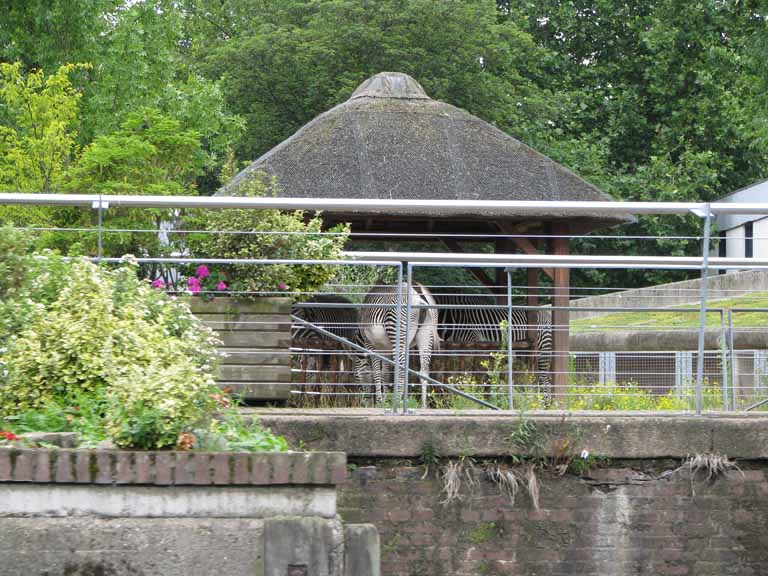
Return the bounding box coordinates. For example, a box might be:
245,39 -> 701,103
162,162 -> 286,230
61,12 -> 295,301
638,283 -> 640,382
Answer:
222,71 -> 631,402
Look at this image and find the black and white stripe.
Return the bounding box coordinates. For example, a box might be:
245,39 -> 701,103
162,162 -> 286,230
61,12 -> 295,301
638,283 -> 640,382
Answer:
358,283 -> 439,404
435,294 -> 553,396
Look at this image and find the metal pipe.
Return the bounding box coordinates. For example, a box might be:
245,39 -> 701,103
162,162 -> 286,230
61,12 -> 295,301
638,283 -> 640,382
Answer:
95,195 -> 104,263
90,254 -> 768,272
5,192 -> 768,216
695,207 -> 712,415
403,263 -> 414,412
728,309 -> 737,410
507,269 -> 514,410
392,263 -> 404,415
344,251 -> 768,270
719,310 -> 729,411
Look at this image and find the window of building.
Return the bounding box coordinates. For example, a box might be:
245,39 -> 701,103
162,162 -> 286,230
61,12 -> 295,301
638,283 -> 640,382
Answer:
745,221 -> 754,258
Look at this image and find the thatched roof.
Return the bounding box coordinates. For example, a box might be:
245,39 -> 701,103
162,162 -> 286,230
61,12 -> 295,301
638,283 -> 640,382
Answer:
222,72 -> 631,233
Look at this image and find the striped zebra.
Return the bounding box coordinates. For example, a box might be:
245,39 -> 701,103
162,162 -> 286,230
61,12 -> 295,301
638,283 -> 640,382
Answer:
358,283 -> 440,405
291,295 -> 363,391
435,294 -> 553,397
291,294 -> 359,344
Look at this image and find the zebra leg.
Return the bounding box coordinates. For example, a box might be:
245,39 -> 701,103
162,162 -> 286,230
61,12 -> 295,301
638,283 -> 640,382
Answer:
370,355 -> 384,405
351,353 -> 372,404
536,342 -> 554,407
415,320 -> 438,409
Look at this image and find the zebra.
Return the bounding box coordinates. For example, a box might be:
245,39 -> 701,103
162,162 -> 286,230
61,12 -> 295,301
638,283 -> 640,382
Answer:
358,282 -> 440,405
291,294 -> 359,344
434,293 -> 553,398
291,295 -> 362,390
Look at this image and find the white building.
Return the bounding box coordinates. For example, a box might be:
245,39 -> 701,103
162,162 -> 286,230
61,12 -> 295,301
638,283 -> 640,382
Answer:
714,179 -> 768,272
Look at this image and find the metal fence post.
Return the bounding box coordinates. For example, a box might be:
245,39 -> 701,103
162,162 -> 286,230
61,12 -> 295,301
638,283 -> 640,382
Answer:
694,204 -> 712,415
403,263 -> 414,412
728,309 -> 736,410
719,309 -> 729,411
391,262 -> 404,415
93,195 -> 107,263
506,269 -> 514,410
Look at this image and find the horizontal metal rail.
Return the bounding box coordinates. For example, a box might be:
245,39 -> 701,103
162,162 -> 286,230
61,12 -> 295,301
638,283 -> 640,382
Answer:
4,192 -> 768,216
343,252 -> 768,270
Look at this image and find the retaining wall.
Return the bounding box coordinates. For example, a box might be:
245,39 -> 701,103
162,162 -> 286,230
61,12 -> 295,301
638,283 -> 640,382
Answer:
0,448 -> 379,576
258,410 -> 768,576
569,269 -> 768,321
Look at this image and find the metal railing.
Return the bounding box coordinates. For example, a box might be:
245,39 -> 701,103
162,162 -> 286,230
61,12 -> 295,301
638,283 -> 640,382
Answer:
3,193 -> 768,414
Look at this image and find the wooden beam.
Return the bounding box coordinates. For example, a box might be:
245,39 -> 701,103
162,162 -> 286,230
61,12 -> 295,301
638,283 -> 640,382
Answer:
551,223 -> 570,408
510,237 -> 554,280
495,222 -> 553,280
441,239 -> 496,289
527,266 -> 539,345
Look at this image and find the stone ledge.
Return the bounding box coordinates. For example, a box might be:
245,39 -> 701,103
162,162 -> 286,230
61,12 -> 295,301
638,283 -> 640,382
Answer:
253,410 -> 768,460
0,449 -> 346,486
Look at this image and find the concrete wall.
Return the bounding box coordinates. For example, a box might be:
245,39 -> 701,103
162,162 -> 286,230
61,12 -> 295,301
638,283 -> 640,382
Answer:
569,269 -> 768,321
258,410 -> 768,576
0,448 -> 379,576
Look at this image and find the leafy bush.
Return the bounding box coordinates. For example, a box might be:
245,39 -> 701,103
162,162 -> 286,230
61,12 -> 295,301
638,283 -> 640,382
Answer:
105,358 -> 218,449
186,175 -> 349,297
0,227 -> 289,452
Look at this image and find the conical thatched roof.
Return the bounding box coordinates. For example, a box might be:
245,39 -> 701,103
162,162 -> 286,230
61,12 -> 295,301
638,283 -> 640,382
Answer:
222,72 -> 630,233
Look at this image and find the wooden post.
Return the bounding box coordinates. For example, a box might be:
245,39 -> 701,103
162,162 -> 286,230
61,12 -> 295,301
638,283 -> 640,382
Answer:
551,224 -> 570,407
526,242 -> 540,346
494,238 -> 514,303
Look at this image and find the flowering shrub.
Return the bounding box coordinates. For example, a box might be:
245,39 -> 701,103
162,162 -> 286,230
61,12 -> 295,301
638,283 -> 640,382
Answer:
185,176 -> 349,298
105,357 -> 218,449
0,245 -> 223,448
175,264 -> 228,299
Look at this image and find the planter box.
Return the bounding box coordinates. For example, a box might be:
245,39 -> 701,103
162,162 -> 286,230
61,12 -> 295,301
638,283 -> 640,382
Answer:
191,297 -> 293,402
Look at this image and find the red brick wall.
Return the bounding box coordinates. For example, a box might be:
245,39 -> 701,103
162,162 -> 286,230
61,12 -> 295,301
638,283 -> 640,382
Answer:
338,459 -> 768,576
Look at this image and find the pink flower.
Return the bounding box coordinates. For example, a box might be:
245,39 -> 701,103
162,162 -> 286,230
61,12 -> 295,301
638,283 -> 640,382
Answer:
277,282 -> 289,291
216,281 -> 227,291
151,278 -> 166,289
187,276 -> 201,294
196,265 -> 210,279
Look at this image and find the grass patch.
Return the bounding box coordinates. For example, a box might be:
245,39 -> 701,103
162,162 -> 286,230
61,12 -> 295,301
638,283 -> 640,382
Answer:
571,291 -> 768,332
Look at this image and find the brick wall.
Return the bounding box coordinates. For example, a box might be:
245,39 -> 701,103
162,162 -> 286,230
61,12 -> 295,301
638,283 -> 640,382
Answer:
338,459 -> 768,576
0,447 -> 346,485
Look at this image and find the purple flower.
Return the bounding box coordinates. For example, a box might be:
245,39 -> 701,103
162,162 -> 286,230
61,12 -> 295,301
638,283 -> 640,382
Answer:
216,281 -> 228,291
187,276 -> 201,294
277,282 -> 289,291
151,278 -> 166,289
196,265 -> 210,279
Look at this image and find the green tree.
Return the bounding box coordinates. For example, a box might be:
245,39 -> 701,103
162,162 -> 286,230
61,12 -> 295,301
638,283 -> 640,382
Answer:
0,62 -> 87,192
63,108 -> 207,257
192,0 -> 559,161
1,1 -> 244,190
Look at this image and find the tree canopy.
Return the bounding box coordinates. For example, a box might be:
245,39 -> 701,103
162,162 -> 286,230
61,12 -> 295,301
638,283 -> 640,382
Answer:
1,0 -> 766,286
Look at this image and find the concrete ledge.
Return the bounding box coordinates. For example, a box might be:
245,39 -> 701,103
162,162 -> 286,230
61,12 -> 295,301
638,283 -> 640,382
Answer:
0,449 -> 346,486
253,410 -> 768,459
571,328 -> 768,351
0,484 -> 336,518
